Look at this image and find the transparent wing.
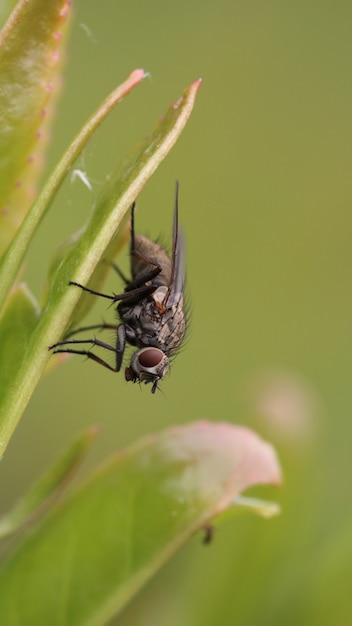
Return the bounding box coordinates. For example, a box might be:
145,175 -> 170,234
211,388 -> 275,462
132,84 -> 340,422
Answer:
165,181 -> 185,306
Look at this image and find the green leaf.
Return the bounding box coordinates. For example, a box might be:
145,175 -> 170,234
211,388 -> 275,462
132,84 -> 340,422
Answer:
45,210 -> 131,329
0,78 -> 201,458
0,283 -> 41,401
0,0 -> 71,257
0,68 -> 146,315
0,421 -> 282,625
0,427 -> 99,540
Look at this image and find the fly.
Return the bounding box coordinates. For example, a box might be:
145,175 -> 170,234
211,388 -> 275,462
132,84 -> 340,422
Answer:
49,181 -> 186,394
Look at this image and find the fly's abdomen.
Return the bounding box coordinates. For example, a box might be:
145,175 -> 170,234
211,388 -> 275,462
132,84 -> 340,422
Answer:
133,235 -> 171,288
157,302 -> 186,355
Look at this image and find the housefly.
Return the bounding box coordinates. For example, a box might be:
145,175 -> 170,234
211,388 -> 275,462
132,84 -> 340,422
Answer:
49,182 -> 186,394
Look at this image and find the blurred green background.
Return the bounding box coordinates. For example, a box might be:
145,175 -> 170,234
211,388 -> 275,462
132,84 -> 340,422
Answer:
2,0 -> 352,624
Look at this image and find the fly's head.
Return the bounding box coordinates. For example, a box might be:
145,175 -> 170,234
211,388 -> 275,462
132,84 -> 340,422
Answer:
125,347 -> 169,394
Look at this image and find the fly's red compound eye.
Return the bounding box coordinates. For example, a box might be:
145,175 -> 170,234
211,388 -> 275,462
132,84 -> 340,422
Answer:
138,348 -> 164,368
129,347 -> 170,387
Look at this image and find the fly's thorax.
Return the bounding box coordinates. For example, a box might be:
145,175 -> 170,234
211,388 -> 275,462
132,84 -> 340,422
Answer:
120,289 -> 185,348
133,235 -> 171,287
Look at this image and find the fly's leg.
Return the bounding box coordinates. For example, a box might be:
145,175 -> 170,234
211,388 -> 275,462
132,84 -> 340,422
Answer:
68,281 -> 120,301
123,264 -> 161,294
69,280 -> 157,303
49,322 -> 118,350
127,256 -> 161,286
62,322 -> 118,340
49,324 -> 126,372
130,201 -> 136,253
64,201 -> 162,306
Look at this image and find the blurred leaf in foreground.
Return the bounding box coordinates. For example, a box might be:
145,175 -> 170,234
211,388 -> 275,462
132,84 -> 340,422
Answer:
0,420 -> 282,626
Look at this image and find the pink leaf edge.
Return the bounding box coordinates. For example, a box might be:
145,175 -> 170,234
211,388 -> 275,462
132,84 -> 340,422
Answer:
163,420 -> 282,517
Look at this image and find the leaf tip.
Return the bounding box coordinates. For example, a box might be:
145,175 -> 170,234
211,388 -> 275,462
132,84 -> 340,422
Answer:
192,77 -> 203,89
129,68 -> 147,83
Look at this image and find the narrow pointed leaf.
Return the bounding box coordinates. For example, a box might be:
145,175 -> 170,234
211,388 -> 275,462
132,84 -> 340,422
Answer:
0,421 -> 282,625
45,211 -> 131,329
0,0 -> 71,256
0,68 -> 146,314
0,78 -> 201,458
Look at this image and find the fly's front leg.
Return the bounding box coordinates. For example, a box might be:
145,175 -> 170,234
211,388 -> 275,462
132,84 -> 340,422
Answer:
69,280 -> 157,305
49,324 -> 127,374
69,281 -> 117,301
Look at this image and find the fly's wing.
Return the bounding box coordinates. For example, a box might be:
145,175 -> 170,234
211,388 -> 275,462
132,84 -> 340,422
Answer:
165,181 -> 185,307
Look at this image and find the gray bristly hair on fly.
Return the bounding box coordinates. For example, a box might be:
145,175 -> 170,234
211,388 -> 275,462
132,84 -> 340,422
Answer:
49,181 -> 187,394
